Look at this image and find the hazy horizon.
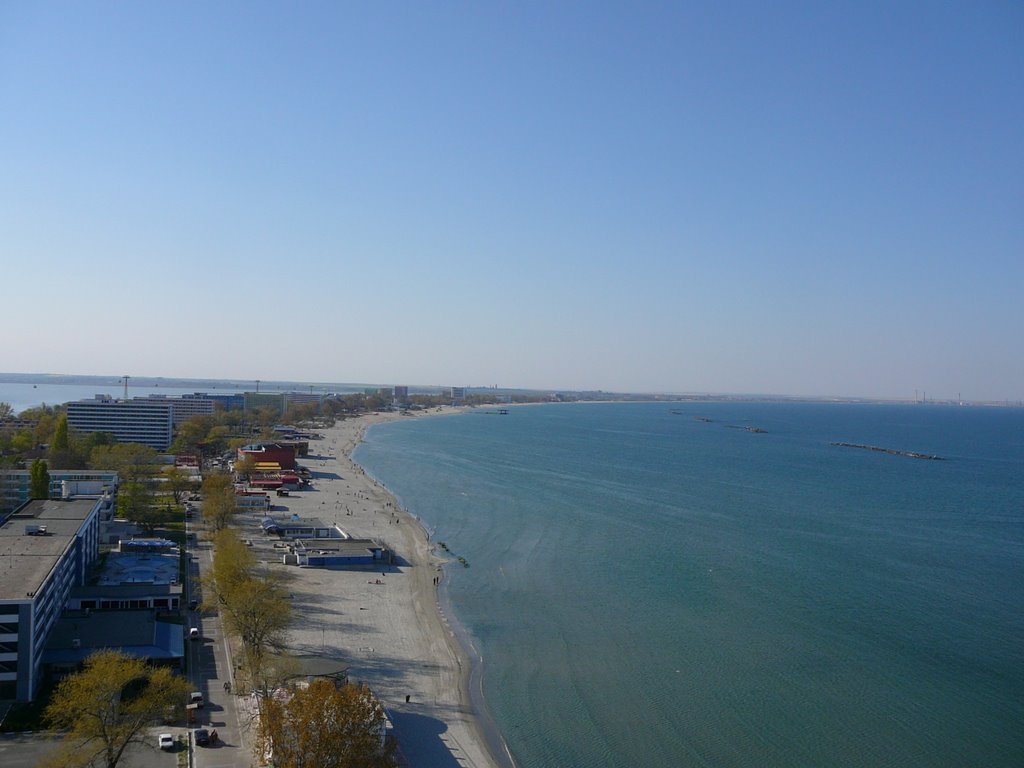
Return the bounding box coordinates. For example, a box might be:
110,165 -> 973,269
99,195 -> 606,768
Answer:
2,3 -> 1021,401
0,369 -> 1014,405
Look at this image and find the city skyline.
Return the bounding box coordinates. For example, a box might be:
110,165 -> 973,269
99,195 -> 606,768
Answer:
2,3 -> 1021,401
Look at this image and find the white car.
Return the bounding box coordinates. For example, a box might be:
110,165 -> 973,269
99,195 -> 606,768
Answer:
158,733 -> 174,750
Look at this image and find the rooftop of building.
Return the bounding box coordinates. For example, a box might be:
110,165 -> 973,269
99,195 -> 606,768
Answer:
97,550 -> 179,586
294,538 -> 383,555
44,609 -> 183,665
0,499 -> 99,600
71,583 -> 183,599
264,515 -> 334,529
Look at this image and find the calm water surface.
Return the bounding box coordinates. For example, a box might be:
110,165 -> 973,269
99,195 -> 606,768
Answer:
357,402 -> 1023,768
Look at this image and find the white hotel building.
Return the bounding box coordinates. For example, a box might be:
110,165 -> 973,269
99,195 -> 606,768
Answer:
66,396 -> 173,450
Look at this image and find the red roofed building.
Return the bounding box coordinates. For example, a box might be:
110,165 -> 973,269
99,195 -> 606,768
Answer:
238,443 -> 297,470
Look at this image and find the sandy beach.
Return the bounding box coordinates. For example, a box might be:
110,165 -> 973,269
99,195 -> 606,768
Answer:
231,408 -> 512,768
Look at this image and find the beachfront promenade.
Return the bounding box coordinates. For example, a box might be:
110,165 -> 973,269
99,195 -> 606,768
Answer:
229,409 -> 510,768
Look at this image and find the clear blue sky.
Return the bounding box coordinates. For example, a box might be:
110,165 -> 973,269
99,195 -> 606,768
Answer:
2,2 -> 1021,400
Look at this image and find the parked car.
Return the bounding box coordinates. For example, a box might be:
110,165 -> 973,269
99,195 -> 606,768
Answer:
190,627 -> 200,640
194,728 -> 210,746
189,598 -> 199,611
158,733 -> 174,751
189,691 -> 204,708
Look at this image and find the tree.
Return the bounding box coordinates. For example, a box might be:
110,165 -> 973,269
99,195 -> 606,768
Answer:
50,413 -> 70,453
204,529 -> 257,604
10,427 -> 35,454
234,453 -> 257,480
201,472 -> 238,532
90,443 -> 159,484
205,425 -> 233,456
29,459 -> 50,499
257,680 -> 396,768
116,480 -> 162,534
164,465 -> 192,504
0,401 -> 14,421
47,414 -> 82,469
227,574 -> 291,675
171,415 -> 213,456
203,530 -> 291,698
43,649 -> 190,768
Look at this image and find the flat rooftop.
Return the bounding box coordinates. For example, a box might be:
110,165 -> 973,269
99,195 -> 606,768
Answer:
0,499 -> 98,600
263,515 -> 336,532
44,610 -> 183,665
98,551 -> 179,586
295,538 -> 382,555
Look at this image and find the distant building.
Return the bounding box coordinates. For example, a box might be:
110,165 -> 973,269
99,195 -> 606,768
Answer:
393,386 -> 409,403
244,392 -> 286,412
66,396 -> 173,450
183,392 -> 244,411
283,392 -> 324,407
137,394 -> 215,426
446,387 -> 465,404
0,498 -> 104,701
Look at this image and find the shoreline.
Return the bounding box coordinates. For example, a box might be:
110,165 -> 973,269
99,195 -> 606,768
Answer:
309,407 -> 515,768
357,451 -> 518,768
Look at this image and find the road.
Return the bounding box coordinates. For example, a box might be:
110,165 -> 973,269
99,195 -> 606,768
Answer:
0,731 -> 181,767
186,515 -> 254,768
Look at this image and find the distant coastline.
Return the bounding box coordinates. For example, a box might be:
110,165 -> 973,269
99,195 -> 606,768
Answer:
0,371 -> 1019,409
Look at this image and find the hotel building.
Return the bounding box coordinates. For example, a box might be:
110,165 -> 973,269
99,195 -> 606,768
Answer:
66,396 -> 173,450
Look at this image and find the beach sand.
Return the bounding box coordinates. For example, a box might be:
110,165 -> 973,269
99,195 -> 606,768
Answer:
231,408 -> 512,768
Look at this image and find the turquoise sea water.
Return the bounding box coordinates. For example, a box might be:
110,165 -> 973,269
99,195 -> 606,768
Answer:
354,402 -> 1024,768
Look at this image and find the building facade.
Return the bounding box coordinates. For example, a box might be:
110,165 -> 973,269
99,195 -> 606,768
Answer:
183,392 -> 244,411
66,396 -> 173,450
137,395 -> 215,426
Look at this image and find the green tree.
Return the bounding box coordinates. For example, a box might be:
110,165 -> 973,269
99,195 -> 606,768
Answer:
171,415 -> 212,456
10,427 -> 35,454
164,465 -> 192,504
116,481 -> 174,536
204,530 -> 291,699
29,459 -> 51,499
198,424 -> 231,456
0,401 -> 14,421
50,413 -> 70,453
47,414 -> 82,469
200,472 -> 238,532
43,649 -> 190,768
90,443 -> 158,484
234,454 -> 257,480
257,680 -> 395,768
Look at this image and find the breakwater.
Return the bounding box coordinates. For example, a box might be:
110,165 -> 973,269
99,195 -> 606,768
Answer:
831,442 -> 944,460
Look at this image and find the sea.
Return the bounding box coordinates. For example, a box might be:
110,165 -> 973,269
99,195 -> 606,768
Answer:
353,402 -> 1024,768
0,382 -> 246,414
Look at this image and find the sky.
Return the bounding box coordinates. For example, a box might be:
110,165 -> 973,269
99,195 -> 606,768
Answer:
1,2 -> 1021,400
